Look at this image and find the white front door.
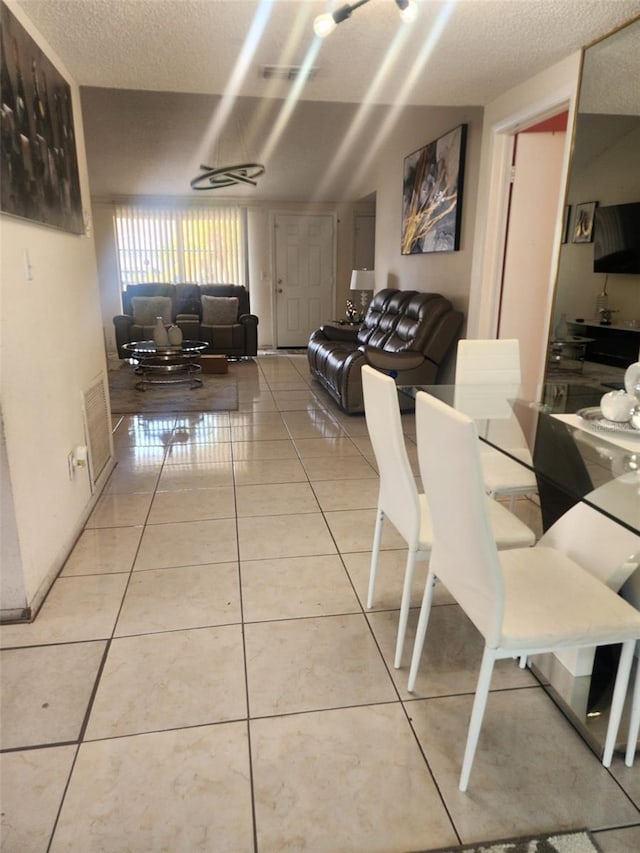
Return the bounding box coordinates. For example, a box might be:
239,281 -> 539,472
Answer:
274,213 -> 334,347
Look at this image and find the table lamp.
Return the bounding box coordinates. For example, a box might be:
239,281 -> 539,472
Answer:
350,269 -> 375,320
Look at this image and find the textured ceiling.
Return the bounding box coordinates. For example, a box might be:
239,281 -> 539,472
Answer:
15,0 -> 640,107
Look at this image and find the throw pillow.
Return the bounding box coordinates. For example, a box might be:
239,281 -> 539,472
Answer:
201,296 -> 239,325
131,296 -> 172,326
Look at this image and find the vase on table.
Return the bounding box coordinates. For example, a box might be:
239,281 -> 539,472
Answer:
168,324 -> 183,347
153,316 -> 169,347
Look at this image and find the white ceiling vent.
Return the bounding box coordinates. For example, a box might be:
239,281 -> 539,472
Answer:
260,65 -> 318,81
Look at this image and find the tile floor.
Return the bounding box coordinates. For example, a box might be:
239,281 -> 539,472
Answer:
1,354 -> 639,852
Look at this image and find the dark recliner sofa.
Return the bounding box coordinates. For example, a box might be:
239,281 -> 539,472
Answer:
113,282 -> 258,358
307,288 -> 463,414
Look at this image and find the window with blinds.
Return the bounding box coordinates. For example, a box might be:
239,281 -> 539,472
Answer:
114,205 -> 247,287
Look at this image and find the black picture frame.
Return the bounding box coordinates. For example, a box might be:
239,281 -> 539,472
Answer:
401,123 -> 467,255
1,0 -> 83,234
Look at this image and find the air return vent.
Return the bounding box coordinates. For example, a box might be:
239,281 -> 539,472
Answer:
260,65 -> 318,81
83,374 -> 112,489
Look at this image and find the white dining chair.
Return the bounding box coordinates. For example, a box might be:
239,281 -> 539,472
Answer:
455,338 -> 537,509
408,390 -> 640,791
361,365 -> 536,670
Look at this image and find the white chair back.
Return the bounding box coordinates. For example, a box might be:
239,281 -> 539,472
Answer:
362,365 -> 420,546
415,390 -> 504,646
455,338 -> 522,385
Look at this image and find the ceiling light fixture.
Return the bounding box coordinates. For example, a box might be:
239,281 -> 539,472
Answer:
190,162 -> 265,190
313,0 -> 417,37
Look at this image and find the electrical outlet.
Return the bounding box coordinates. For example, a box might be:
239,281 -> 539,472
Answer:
67,451 -> 75,480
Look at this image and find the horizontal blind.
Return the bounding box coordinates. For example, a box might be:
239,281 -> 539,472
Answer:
114,205 -> 246,287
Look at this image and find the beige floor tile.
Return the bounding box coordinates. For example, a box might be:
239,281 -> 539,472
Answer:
280,419 -> 343,440
238,513 -> 336,561
409,688 -> 639,841
230,423 -> 290,441
229,411 -> 287,426
324,508 -> 406,552
0,746 -> 76,852
236,482 -> 320,516
333,416 -> 370,436
236,397 -> 279,412
164,442 -> 232,464
251,704 -> 457,852
233,457 -> 308,485
292,436 -> 361,458
156,460 -> 234,490
172,411 -> 231,430
607,754 -> 640,807
0,642 -> 106,749
241,555 -> 360,621
113,445 -> 167,466
231,439 -> 297,460
102,464 -> 161,494
85,625 -> 246,739
302,455 -> 377,481
134,518 -> 237,570
115,562 -> 240,636
595,826 -> 640,852
342,549 -> 453,610
0,574 -> 129,647
168,424 -> 231,444
50,723 -> 253,853
60,526 -> 143,576
147,485 -> 235,523
371,604 -> 535,695
85,491 -> 153,528
245,614 -> 396,716
311,477 -> 379,511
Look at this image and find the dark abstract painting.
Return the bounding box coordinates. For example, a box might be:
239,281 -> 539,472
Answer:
1,1 -> 83,233
401,124 -> 467,255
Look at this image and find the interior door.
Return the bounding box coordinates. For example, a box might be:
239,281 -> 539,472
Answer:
274,213 -> 334,347
497,127 -> 566,393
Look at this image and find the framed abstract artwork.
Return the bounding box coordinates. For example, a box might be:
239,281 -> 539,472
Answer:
572,201 -> 597,244
0,0 -> 84,233
401,124 -> 467,255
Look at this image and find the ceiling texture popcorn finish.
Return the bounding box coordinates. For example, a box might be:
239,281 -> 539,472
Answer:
15,0 -> 640,107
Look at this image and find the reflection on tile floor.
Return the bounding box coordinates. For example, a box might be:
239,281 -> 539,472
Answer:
1,354 -> 638,852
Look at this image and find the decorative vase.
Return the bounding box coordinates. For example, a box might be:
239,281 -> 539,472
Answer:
167,324 -> 183,347
153,316 -> 169,347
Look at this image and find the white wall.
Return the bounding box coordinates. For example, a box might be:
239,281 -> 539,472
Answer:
1,1 -> 108,617
364,107 -> 483,319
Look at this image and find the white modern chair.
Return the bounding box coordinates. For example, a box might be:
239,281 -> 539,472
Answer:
408,390 -> 640,791
361,365 -> 536,670
455,338 -> 537,510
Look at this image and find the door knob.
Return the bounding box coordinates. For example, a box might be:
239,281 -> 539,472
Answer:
277,288 -> 283,293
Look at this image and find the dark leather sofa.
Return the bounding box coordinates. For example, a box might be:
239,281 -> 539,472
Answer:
113,283 -> 258,358
307,288 -> 463,414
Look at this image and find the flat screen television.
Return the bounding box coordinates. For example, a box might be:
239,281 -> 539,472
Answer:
593,202 -> 640,274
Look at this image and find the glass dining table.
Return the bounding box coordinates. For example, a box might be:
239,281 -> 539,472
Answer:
398,380 -> 640,759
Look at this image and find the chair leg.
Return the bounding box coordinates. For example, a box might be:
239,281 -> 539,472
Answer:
459,646 -> 496,792
625,651 -> 640,767
366,508 -> 385,609
394,550 -> 417,669
407,569 -> 437,691
603,639 -> 635,767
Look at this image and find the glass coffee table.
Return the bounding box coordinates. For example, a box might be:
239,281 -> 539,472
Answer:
122,341 -> 209,390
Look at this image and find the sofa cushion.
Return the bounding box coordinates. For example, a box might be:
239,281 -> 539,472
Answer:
202,296 -> 239,325
130,296 -> 173,326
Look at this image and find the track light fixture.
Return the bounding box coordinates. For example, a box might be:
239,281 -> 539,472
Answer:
314,0 -> 417,38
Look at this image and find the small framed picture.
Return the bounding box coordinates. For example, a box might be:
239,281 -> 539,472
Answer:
572,201 -> 597,243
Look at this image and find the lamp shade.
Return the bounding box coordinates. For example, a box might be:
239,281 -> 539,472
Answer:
350,269 -> 375,291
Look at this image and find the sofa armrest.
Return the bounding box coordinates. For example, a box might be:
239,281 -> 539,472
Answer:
363,347 -> 425,373
239,313 -> 259,357
317,324 -> 359,343
113,314 -> 133,358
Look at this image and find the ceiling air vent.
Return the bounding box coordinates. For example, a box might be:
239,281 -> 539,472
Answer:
260,65 -> 318,81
